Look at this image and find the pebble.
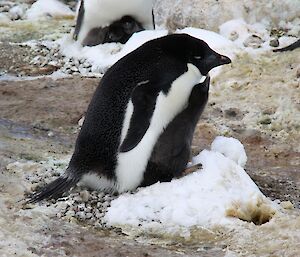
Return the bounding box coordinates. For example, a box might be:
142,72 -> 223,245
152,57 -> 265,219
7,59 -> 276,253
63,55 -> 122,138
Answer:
280,201 -> 294,209
79,190 -> 90,202
243,35 -> 265,48
28,38 -> 98,78
259,117 -> 272,125
34,184 -> 120,226
269,38 -> 279,47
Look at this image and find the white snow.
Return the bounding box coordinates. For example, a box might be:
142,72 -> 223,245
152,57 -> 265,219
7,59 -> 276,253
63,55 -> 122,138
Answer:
26,0 -> 74,20
105,136 -> 278,231
58,28 -> 238,75
54,17 -> 299,78
210,136 -> 247,167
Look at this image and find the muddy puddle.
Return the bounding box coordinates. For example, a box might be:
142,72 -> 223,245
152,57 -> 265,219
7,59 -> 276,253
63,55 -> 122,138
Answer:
0,5 -> 299,257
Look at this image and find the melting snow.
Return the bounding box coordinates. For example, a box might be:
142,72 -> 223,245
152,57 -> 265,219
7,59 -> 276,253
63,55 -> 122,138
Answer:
25,0 -> 74,20
105,136 -> 278,231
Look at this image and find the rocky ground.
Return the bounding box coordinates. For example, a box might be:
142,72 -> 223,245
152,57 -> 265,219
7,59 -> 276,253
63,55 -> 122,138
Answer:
0,1 -> 299,257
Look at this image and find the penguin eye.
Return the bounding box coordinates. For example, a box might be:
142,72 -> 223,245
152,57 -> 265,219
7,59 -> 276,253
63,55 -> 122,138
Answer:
194,56 -> 202,60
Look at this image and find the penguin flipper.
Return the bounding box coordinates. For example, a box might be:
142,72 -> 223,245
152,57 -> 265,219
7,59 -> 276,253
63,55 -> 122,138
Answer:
73,0 -> 85,40
27,175 -> 79,203
120,81 -> 159,152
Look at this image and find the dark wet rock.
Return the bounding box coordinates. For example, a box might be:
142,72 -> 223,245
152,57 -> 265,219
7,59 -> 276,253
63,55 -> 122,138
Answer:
224,108 -> 244,119
269,38 -> 279,47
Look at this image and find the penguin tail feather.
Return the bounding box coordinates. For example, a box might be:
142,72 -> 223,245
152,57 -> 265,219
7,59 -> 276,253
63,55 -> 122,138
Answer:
27,175 -> 80,204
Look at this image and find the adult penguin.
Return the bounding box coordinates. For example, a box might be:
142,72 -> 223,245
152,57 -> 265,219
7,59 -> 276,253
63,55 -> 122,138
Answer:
73,0 -> 155,45
28,34 -> 231,203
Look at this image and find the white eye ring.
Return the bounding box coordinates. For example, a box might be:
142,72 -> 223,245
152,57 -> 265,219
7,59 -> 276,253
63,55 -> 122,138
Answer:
194,56 -> 202,59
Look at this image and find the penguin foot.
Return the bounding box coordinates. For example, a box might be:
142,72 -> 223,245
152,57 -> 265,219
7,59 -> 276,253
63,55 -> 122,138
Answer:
182,163 -> 202,175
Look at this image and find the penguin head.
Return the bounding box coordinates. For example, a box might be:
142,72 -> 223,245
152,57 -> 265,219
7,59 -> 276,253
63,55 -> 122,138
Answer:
105,16 -> 144,44
161,34 -> 231,75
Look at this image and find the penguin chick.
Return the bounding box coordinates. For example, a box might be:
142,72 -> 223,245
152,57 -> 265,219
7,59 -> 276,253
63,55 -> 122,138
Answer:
273,39 -> 300,52
28,34 -> 231,203
73,0 -> 155,45
82,15 -> 144,46
142,76 -> 211,186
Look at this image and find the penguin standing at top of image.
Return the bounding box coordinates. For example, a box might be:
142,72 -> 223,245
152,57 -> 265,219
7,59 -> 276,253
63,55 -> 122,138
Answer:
73,0 -> 155,46
27,34 -> 231,203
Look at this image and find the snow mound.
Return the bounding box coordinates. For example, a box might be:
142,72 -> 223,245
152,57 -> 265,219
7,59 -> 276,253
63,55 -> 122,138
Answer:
105,137 -> 277,231
26,0 -> 74,20
58,28 -> 238,75
210,136 -> 247,167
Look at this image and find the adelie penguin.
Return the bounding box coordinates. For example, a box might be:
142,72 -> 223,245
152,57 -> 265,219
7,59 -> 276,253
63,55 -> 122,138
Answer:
82,15 -> 145,46
28,34 -> 231,203
73,0 -> 155,46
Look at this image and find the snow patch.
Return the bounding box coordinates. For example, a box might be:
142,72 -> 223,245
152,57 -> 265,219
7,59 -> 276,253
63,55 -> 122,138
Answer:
58,28 -> 237,76
26,0 -> 74,20
210,136 -> 247,167
105,137 -> 278,231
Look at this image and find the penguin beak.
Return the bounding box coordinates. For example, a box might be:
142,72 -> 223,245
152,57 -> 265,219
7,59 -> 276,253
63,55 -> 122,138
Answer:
200,53 -> 231,75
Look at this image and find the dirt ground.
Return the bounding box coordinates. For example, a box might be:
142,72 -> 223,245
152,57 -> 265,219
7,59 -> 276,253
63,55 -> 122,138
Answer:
0,13 -> 299,257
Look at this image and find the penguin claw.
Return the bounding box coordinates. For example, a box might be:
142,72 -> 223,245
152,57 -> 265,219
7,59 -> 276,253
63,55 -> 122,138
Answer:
183,163 -> 202,175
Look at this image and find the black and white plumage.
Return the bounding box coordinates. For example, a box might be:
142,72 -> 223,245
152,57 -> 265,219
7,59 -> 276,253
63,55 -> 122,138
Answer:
73,0 -> 155,45
28,34 -> 231,203
142,76 -> 211,187
82,15 -> 145,46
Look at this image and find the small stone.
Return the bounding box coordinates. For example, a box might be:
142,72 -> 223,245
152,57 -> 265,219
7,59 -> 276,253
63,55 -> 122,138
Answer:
102,201 -> 110,209
65,210 -> 75,217
269,38 -> 279,47
47,131 -> 54,137
82,61 -> 92,68
259,117 -> 272,125
79,190 -> 90,202
85,213 -> 93,219
224,108 -> 243,119
74,59 -> 80,67
243,35 -> 264,48
78,67 -> 88,74
229,31 -> 239,41
280,201 -> 294,209
70,66 -> 78,72
95,211 -> 104,219
262,107 -> 276,115
78,203 -> 85,210
76,211 -> 86,220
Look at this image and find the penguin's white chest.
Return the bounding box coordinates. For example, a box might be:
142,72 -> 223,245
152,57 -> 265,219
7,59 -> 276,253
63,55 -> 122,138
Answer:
116,63 -> 205,192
